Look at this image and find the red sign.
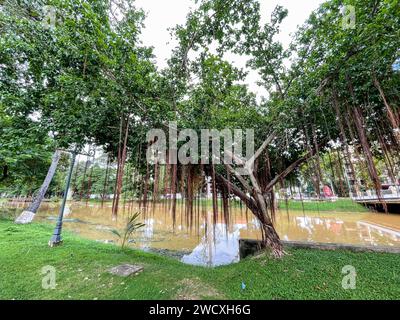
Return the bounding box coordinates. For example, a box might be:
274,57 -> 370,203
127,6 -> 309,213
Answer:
323,185 -> 333,197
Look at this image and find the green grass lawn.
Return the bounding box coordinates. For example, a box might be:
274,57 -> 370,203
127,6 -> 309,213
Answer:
279,198 -> 368,212
0,219 -> 398,300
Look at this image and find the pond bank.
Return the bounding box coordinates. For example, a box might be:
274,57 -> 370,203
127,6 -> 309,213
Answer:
0,220 -> 399,300
239,239 -> 400,259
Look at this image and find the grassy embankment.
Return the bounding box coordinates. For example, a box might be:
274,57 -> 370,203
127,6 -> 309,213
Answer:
279,198 -> 368,212
0,218 -> 398,300
86,197 -> 368,213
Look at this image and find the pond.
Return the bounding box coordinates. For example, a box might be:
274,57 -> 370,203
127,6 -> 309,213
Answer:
3,200 -> 400,266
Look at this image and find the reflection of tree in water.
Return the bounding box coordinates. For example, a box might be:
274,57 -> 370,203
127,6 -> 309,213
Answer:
357,221 -> 400,246
181,211 -> 247,266
139,218 -> 154,250
293,216 -> 345,242
63,203 -> 71,216
289,215 -> 400,246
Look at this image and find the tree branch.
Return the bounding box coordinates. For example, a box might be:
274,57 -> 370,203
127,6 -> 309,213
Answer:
264,140 -> 328,193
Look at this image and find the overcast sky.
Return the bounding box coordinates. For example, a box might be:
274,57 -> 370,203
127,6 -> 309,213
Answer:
135,0 -> 325,100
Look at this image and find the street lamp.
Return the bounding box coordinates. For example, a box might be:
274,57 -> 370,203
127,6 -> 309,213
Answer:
48,146 -> 94,247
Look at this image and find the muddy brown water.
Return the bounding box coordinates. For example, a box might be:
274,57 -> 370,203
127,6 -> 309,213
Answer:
2,201 -> 400,266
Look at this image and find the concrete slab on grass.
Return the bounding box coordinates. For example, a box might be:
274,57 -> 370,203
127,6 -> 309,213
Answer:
108,264 -> 143,277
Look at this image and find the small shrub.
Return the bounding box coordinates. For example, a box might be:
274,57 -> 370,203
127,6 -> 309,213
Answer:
110,212 -> 145,249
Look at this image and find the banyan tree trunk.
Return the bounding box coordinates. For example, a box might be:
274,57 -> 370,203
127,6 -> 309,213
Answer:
215,172 -> 284,258
332,88 -> 360,197
79,158 -> 89,201
352,106 -> 383,193
302,125 -> 321,198
101,154 -> 110,207
259,218 -> 283,258
15,150 -> 61,224
373,75 -> 400,144
250,192 -> 283,257
112,117 -> 130,219
346,77 -> 384,199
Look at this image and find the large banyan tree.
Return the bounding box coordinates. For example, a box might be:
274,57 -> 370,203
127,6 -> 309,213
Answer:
127,0 -> 400,257
7,0 -> 400,257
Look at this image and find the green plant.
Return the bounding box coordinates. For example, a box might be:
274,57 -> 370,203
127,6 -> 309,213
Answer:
110,212 -> 145,249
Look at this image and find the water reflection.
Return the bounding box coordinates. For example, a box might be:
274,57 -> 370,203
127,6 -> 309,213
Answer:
181,223 -> 242,266
2,200 -> 400,266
